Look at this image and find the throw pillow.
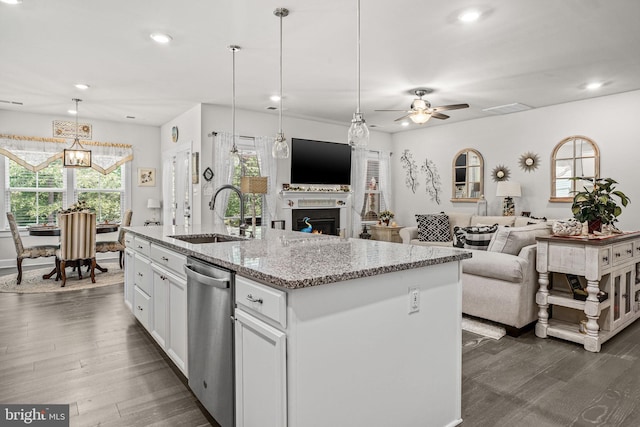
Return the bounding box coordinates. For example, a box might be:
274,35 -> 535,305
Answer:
416,213 -> 450,242
462,224 -> 498,251
487,223 -> 550,255
452,226 -> 466,248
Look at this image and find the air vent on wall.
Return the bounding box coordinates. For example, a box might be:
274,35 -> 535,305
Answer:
482,103 -> 531,115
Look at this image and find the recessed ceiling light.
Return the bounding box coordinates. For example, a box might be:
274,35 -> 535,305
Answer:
458,9 -> 481,23
0,0 -> 23,5
586,82 -> 603,90
68,109 -> 78,115
150,33 -> 173,44
75,83 -> 90,90
401,122 -> 410,127
270,95 -> 281,102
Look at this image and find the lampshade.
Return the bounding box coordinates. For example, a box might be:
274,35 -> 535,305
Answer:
410,111 -> 431,124
147,198 -> 161,209
241,176 -> 268,194
496,181 -> 522,197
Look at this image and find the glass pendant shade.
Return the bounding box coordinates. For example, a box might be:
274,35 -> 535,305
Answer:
272,132 -> 289,159
348,112 -> 369,148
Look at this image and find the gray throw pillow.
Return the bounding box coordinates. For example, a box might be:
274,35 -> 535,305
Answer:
415,213 -> 450,242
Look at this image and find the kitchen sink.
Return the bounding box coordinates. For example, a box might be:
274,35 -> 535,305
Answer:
168,233 -> 245,244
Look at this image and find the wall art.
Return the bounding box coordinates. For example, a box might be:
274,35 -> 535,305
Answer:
491,164 -> 511,182
53,120 -> 92,139
421,157 -> 442,204
519,152 -> 540,172
400,149 -> 419,193
138,167 -> 156,186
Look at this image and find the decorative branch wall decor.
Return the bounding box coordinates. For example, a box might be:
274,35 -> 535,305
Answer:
519,152 -> 540,172
400,149 -> 419,193
491,164 -> 511,182
421,157 -> 442,204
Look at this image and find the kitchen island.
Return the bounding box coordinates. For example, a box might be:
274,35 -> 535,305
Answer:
124,224 -> 471,427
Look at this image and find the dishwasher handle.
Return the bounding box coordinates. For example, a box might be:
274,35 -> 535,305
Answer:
184,264 -> 230,289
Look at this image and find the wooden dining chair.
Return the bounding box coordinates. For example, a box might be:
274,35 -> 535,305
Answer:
56,211 -> 97,287
96,209 -> 132,269
6,212 -> 59,285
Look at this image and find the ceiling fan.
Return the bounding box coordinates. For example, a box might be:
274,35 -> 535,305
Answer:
376,89 -> 469,124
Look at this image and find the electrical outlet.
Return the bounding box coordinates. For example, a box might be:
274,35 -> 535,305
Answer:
408,287 -> 420,313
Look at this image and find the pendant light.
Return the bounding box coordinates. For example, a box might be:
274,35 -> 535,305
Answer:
229,45 -> 241,167
63,98 -> 92,168
347,0 -> 369,148
272,7 -> 290,159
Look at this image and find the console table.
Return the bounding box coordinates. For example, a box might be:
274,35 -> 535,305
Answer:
535,232 -> 640,352
370,224 -> 402,243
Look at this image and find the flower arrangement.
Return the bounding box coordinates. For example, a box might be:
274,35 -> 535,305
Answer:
378,210 -> 395,221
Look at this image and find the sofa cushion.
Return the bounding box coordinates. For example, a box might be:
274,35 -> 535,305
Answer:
487,223 -> 550,255
462,224 -> 498,251
462,250 -> 526,283
447,212 -> 473,237
416,213 -> 450,242
471,215 -> 516,227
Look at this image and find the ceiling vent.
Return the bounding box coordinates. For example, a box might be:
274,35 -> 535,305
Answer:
0,99 -> 23,105
265,106 -> 277,110
482,103 -> 531,115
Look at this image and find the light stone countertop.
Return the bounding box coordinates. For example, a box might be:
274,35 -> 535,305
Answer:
124,224 -> 471,289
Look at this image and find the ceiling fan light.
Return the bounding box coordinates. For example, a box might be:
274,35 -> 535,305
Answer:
411,99 -> 427,110
410,111 -> 431,124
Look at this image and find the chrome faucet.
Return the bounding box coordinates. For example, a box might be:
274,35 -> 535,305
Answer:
209,184 -> 247,236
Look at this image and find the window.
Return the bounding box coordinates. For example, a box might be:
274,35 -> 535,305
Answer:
225,138 -> 263,225
3,156 -> 126,228
76,166 -> 125,222
551,136 -> 600,202
452,148 -> 484,201
6,159 -> 65,226
361,152 -> 387,220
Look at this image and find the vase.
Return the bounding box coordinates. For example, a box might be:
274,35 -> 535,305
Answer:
588,219 -> 602,234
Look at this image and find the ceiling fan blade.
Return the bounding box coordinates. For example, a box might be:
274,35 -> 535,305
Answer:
432,103 -> 469,112
375,109 -> 410,112
431,112 -> 450,120
394,114 -> 411,122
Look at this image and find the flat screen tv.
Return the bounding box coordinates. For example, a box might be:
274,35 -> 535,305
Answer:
290,138 -> 351,185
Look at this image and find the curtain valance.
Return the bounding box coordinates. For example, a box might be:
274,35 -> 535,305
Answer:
0,134 -> 133,174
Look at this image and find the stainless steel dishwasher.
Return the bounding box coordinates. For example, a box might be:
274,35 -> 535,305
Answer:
184,257 -> 234,427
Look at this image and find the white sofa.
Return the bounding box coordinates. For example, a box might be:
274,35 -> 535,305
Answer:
399,213 -> 551,333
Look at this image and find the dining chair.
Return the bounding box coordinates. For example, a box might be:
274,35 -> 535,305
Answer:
96,209 -> 132,269
6,212 -> 59,285
56,211 -> 97,287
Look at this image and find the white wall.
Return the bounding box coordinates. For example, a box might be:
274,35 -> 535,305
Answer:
0,109 -> 160,267
391,90 -> 640,231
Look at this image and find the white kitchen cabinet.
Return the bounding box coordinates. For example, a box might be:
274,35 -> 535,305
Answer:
151,265 -> 168,349
133,253 -> 153,332
234,309 -> 287,427
123,248 -> 135,310
133,285 -> 151,330
167,271 -> 188,375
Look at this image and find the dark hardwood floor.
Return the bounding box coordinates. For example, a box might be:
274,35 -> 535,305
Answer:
2,281 -> 640,426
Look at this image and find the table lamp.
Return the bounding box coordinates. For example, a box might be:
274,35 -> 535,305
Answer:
147,198 -> 161,222
496,181 -> 521,216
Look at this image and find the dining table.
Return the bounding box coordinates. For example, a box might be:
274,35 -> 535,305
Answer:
31,223 -> 121,279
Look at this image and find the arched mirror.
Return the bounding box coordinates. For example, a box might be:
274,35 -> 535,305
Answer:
451,148 -> 484,202
550,135 -> 600,202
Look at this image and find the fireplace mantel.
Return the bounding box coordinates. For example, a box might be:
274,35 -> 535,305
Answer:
281,191 -> 352,236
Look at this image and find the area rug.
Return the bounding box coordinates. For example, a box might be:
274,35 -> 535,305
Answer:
462,316 -> 506,340
0,262 -> 123,294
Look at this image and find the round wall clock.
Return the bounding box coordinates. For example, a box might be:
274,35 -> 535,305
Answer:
171,126 -> 179,143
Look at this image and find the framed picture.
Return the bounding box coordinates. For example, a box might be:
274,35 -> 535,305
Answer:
192,152 -> 199,184
138,168 -> 156,186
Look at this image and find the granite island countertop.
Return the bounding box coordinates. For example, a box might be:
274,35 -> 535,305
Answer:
124,224 -> 471,289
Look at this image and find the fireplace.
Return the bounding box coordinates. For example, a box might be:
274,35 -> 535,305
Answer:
292,208 -> 340,235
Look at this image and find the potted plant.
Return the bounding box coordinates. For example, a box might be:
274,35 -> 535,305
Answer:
379,210 -> 395,226
571,177 -> 630,234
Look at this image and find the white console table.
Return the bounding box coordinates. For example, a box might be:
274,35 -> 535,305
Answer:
535,232 -> 640,352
